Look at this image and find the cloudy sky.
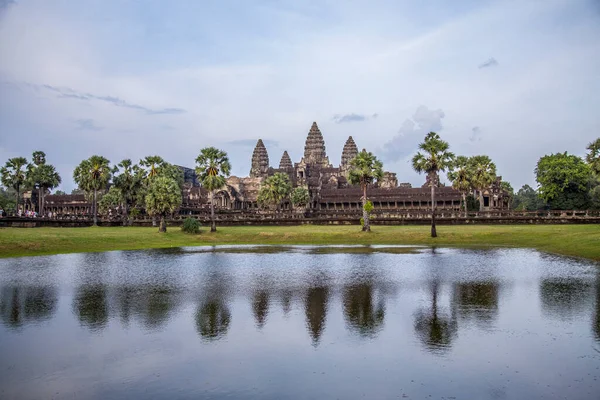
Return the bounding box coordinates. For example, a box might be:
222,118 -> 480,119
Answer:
1,0 -> 599,192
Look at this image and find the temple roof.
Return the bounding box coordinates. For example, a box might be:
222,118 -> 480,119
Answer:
250,139 -> 269,177
303,122 -> 330,166
340,136 -> 358,168
279,151 -> 293,169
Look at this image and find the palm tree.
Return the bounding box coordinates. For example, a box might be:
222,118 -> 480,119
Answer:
73,155 -> 111,225
586,138 -> 600,175
113,159 -> 143,225
145,176 -> 182,232
447,155 -> 472,217
467,155 -> 497,211
258,172 -> 292,212
348,149 -> 384,232
412,132 -> 454,237
32,164 -> 61,216
140,155 -> 166,180
195,147 -> 231,232
0,157 -> 29,215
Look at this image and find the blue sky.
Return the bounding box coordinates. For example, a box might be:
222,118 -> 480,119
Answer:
1,0 -> 599,191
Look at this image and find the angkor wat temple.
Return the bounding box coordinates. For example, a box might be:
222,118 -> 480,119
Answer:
39,121 -> 510,217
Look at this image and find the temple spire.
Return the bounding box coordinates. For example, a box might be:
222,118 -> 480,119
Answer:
279,151 -> 292,169
303,122 -> 331,167
250,139 -> 269,177
340,136 -> 358,171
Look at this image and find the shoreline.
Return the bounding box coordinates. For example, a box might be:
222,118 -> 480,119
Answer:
1,225 -> 599,261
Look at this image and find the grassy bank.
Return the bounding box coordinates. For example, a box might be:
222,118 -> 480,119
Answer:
1,224 -> 599,260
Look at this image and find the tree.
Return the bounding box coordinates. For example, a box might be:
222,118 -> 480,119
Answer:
512,184 -> 546,211
27,151 -> 61,215
113,159 -> 143,225
586,138 -> 600,175
290,186 -> 310,209
258,173 -> 292,212
412,132 -> 454,237
54,190 -> 66,195
195,147 -> 231,232
98,186 -> 124,215
535,152 -> 591,210
467,155 -> 497,211
348,149 -> 383,232
500,181 -> 514,209
0,157 -> 28,214
73,155 -> 111,225
145,176 -> 182,232
447,155 -> 472,217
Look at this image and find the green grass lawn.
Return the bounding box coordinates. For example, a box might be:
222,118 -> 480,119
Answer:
1,224 -> 599,260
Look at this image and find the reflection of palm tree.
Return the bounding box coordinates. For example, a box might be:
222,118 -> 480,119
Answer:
73,285 -> 108,331
540,278 -> 592,320
280,289 -> 293,315
196,301 -> 231,341
453,282 -> 499,328
593,277 -> 600,343
305,286 -> 329,345
252,290 -> 270,329
343,283 -> 385,338
414,281 -> 457,354
144,286 -> 179,329
0,286 -> 58,328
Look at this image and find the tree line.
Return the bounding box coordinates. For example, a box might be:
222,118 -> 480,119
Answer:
1,136 -> 599,235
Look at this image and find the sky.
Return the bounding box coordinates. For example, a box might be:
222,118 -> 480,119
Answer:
1,0 -> 599,192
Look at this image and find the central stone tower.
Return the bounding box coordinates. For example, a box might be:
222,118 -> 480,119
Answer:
302,122 -> 331,167
340,136 -> 358,173
250,139 -> 270,178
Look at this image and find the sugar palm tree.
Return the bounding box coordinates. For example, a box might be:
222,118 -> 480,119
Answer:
140,155 -> 166,180
0,157 -> 29,214
467,155 -> 497,211
258,172 -> 292,212
447,155 -> 472,217
32,164 -> 61,216
348,149 -> 384,232
145,176 -> 182,232
412,132 -> 454,237
73,155 -> 111,225
586,138 -> 600,175
195,147 -> 231,232
113,159 -> 143,225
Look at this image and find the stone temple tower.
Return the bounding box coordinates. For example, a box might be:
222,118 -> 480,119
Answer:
279,151 -> 293,169
250,139 -> 270,177
302,122 -> 331,167
340,136 -> 358,173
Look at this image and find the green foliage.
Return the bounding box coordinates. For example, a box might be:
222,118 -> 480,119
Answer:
466,195 -> 480,211
0,187 -> 16,211
54,190 -> 66,195
535,152 -> 591,209
290,186 -> 310,208
98,186 -> 123,213
411,132 -> 454,178
73,155 -> 111,193
181,217 -> 201,234
348,149 -> 384,188
0,156 -> 29,212
500,181 -> 514,197
586,138 -> 600,175
360,217 -> 365,227
258,173 -> 292,209
467,155 -> 497,192
363,200 -> 374,214
512,184 -> 546,211
145,176 -> 182,217
113,159 -> 144,211
447,155 -> 472,193
195,147 -> 231,192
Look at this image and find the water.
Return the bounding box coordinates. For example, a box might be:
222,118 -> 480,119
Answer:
1,246 -> 599,400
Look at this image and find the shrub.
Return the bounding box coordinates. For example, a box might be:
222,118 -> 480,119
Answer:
181,217 -> 201,234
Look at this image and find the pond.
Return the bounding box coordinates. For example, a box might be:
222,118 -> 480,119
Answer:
1,246 -> 599,399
